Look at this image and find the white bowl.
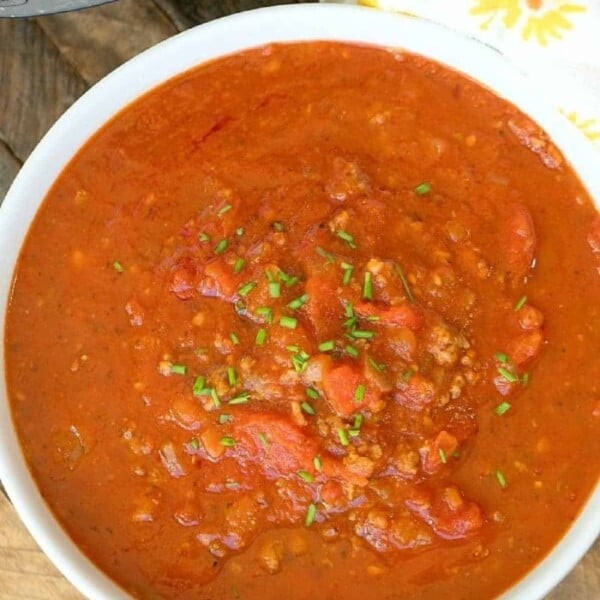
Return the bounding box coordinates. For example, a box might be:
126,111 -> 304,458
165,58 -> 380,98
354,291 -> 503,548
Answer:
0,4 -> 598,599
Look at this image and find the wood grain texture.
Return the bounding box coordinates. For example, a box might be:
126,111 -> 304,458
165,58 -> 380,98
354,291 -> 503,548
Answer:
0,0 -> 597,598
0,493 -> 84,599
548,539 -> 600,599
38,0 -> 177,85
0,19 -> 88,161
0,140 -> 21,205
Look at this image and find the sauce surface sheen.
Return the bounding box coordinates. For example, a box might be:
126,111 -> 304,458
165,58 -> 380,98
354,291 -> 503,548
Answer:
5,42 -> 600,600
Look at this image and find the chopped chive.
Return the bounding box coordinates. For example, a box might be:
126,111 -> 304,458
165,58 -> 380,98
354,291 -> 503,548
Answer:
278,270 -> 299,287
343,301 -> 354,318
189,438 -> 200,450
337,428 -> 350,446
304,503 -> 317,527
192,376 -> 206,396
342,265 -> 353,285
353,414 -> 363,430
316,246 -> 335,264
229,332 -> 240,345
495,401 -> 512,416
336,230 -> 356,249
313,456 -> 322,471
402,368 -> 414,382
496,469 -> 508,489
494,351 -> 509,363
225,480 -> 239,490
292,353 -> 309,374
288,294 -> 309,310
272,221 -> 285,232
393,263 -> 414,304
362,271 -> 373,300
343,316 -> 358,331
415,182 -> 431,195
229,392 -> 250,405
219,414 -> 231,424
198,232 -> 211,243
255,328 -> 267,346
170,364 -> 187,376
349,428 -> 360,438
227,367 -> 237,387
318,340 -> 335,352
233,258 -> 245,274
498,366 -> 518,383
286,344 -> 300,353
345,345 -> 359,358
368,357 -> 386,372
210,388 -> 221,408
301,401 -> 315,415
217,203 -> 233,216
236,227 -> 244,237
514,295 -> 528,312
298,470 -> 314,483
112,260 -> 125,273
438,448 -> 447,464
268,281 -> 281,298
279,316 -> 298,329
366,315 -> 379,323
521,372 -> 530,387
219,436 -> 236,447
238,281 -> 257,297
214,239 -> 229,255
350,329 -> 375,340
258,432 -> 269,448
306,387 -> 319,400
354,384 -> 366,403
255,306 -> 273,324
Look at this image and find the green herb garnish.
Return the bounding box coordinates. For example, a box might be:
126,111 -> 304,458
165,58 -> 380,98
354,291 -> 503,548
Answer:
354,384 -> 366,403
298,470 -> 314,483
337,428 -> 350,446
238,281 -> 257,297
233,258 -> 245,274
337,230 -> 357,249
496,469 -> 508,489
495,401 -> 512,416
415,182 -> 431,195
288,294 -> 309,310
363,271 -> 373,300
301,401 -> 315,415
304,503 -> 317,527
170,364 -> 187,376
217,203 -> 232,216
514,295 -> 528,312
255,328 -> 267,346
318,340 -> 335,352
214,239 -> 229,255
279,316 -> 298,329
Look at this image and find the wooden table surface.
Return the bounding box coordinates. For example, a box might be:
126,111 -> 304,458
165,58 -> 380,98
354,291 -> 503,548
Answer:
0,1 -> 597,598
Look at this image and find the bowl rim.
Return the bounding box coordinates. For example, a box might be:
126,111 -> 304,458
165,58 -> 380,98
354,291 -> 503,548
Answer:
0,4 -> 598,599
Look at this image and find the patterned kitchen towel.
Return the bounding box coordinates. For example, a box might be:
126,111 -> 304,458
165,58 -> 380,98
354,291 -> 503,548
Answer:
322,0 -> 600,152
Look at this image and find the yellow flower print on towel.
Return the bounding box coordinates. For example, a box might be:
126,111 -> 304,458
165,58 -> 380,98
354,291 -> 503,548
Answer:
563,111 -> 600,144
470,0 -> 587,46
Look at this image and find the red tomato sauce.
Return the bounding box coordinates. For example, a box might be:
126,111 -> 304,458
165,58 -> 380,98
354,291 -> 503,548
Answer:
5,42 -> 600,599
